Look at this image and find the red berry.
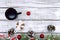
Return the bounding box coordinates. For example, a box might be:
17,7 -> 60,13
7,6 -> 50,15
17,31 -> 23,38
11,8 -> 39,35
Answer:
17,35 -> 21,39
26,11 -> 31,16
40,34 -> 44,38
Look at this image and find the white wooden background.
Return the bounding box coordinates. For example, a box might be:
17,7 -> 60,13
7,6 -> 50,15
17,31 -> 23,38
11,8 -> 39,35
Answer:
0,0 -> 60,33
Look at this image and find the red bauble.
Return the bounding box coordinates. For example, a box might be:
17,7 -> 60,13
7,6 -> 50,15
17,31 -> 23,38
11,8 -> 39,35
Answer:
26,11 -> 31,16
40,34 -> 44,38
17,35 -> 21,39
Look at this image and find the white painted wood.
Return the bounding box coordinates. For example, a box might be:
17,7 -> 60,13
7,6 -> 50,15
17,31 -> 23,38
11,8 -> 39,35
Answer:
0,0 -> 60,33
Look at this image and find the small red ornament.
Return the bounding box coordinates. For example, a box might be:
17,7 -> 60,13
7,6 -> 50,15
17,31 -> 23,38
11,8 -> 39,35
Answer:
40,34 -> 44,38
17,35 -> 21,39
26,11 -> 31,16
30,38 -> 35,40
